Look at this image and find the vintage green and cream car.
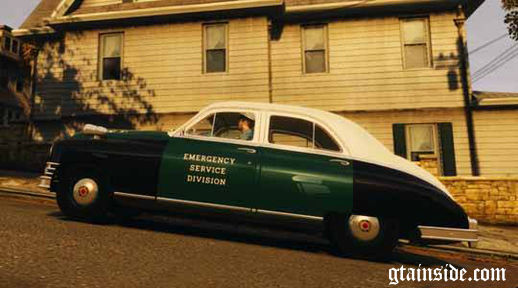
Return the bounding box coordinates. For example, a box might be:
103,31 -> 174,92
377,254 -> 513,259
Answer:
40,102 -> 477,256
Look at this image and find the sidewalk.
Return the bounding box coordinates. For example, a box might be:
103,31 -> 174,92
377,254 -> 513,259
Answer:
1,169 -> 517,258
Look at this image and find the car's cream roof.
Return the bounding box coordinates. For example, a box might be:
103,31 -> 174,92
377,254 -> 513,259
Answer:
204,101 -> 390,156
202,101 -> 449,195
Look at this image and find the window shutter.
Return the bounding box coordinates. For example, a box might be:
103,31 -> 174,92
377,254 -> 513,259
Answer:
438,123 -> 457,176
392,124 -> 407,158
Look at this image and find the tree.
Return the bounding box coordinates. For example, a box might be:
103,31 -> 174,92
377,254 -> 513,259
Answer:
503,0 -> 518,40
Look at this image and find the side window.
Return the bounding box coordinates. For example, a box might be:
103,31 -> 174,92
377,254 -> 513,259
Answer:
186,112 -> 255,141
268,116 -> 340,152
315,124 -> 340,152
270,116 -> 313,148
186,113 -> 215,137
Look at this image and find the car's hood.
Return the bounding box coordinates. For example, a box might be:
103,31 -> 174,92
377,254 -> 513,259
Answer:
105,130 -> 170,140
71,130 -> 169,140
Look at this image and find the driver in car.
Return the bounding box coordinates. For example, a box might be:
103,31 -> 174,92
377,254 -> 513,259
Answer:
238,115 -> 254,140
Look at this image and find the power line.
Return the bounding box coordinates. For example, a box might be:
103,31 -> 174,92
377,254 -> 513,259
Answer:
472,43 -> 518,78
468,33 -> 509,55
472,46 -> 518,83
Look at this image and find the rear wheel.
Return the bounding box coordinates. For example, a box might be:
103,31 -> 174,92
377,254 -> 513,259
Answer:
327,214 -> 399,258
56,167 -> 111,222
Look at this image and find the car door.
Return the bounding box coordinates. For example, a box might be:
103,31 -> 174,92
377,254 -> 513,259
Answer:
157,110 -> 260,209
256,114 -> 353,217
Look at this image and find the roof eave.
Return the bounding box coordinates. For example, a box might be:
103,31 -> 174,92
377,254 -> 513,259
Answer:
12,26 -> 55,37
46,0 -> 284,26
286,0 -> 461,13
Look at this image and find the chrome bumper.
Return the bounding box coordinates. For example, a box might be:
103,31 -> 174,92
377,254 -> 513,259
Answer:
418,218 -> 478,243
39,162 -> 59,190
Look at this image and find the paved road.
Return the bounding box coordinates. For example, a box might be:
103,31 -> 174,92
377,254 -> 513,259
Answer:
0,195 -> 516,288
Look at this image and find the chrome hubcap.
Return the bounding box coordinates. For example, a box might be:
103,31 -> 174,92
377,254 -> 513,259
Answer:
72,178 -> 98,206
348,215 -> 380,241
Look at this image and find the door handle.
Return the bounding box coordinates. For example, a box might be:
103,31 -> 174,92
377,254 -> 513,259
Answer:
237,147 -> 257,154
330,159 -> 350,166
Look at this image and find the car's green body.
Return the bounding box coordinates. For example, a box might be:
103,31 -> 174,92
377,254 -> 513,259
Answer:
156,137 -> 353,217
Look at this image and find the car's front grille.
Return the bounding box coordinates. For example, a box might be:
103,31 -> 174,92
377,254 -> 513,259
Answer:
39,162 -> 60,190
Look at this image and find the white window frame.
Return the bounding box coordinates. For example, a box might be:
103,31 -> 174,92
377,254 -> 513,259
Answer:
301,24 -> 329,74
203,23 -> 229,74
98,32 -> 124,81
400,17 -> 432,70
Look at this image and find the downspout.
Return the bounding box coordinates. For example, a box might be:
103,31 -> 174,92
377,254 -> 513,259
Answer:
455,6 -> 480,176
267,21 -> 273,103
28,47 -> 39,142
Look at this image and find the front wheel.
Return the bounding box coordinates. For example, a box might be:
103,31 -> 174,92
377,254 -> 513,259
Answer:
56,167 -> 111,222
327,214 -> 399,258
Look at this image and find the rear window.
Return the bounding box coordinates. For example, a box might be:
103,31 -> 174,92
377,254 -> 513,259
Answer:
268,116 -> 340,152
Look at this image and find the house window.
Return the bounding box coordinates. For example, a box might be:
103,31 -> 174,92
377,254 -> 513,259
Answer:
11,40 -> 19,54
392,123 -> 457,176
99,33 -> 123,80
302,25 -> 328,73
4,37 -> 11,51
400,18 -> 431,69
406,124 -> 437,161
204,23 -> 227,73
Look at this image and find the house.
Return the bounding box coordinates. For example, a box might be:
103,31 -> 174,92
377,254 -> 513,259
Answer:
470,91 -> 518,176
0,25 -> 33,169
0,25 -> 26,127
12,0 -> 513,177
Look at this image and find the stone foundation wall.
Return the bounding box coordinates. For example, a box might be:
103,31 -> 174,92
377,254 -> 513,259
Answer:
415,155 -> 440,177
414,156 -> 517,225
440,177 -> 518,225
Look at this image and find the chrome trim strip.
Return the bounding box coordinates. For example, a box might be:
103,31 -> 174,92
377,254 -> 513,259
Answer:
113,192 -> 156,200
418,225 -> 478,242
237,147 -> 257,154
114,193 -> 323,220
255,209 -> 323,221
157,197 -> 251,213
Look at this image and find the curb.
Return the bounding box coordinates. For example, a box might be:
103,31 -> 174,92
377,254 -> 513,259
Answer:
429,244 -> 518,261
1,186 -> 517,260
0,186 -> 55,199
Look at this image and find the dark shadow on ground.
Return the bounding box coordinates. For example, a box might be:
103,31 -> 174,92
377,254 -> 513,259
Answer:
49,210 -> 452,267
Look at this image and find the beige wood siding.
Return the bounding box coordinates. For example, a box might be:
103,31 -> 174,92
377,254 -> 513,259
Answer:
79,0 -> 121,7
33,17 -> 270,119
271,12 -> 465,111
339,108 -> 472,176
474,110 -> 518,176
